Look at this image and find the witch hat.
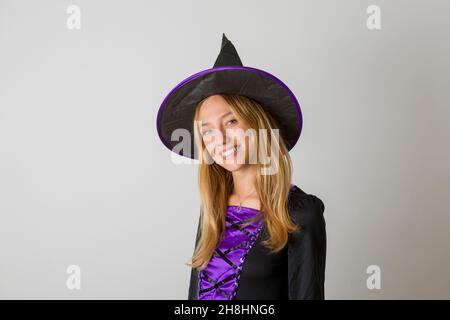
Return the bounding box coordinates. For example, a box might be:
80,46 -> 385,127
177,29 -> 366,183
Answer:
156,33 -> 303,160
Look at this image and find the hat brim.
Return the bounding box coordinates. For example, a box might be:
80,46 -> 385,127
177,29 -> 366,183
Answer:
156,66 -> 302,160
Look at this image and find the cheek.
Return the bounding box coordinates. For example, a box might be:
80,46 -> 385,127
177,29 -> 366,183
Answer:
238,127 -> 252,145
230,126 -> 249,143
203,136 -> 221,158
203,139 -> 215,154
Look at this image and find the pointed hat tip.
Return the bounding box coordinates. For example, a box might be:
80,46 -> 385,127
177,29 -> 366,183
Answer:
213,32 -> 243,67
221,33 -> 228,48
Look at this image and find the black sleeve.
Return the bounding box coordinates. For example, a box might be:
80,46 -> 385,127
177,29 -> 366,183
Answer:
287,194 -> 327,300
187,210 -> 202,300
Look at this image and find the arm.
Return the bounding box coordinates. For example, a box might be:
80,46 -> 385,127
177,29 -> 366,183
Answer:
287,194 -> 327,299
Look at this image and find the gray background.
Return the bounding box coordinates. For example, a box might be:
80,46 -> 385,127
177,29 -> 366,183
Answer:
1,0 -> 449,299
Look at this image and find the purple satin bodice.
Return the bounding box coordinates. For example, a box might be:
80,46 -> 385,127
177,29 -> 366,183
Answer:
198,205 -> 265,300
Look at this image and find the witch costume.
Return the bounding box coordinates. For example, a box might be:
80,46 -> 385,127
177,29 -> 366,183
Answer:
156,34 -> 326,300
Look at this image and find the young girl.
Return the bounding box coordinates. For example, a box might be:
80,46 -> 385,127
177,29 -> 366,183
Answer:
157,34 -> 326,300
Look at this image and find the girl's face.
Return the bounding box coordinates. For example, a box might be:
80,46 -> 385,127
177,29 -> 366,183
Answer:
197,95 -> 251,171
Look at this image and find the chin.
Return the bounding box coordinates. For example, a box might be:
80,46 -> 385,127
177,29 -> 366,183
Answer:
221,163 -> 246,172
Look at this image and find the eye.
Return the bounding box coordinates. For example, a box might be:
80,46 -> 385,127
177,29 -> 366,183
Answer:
226,119 -> 238,126
202,129 -> 212,137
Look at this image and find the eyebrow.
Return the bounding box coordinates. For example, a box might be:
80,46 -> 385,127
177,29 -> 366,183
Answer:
200,111 -> 233,127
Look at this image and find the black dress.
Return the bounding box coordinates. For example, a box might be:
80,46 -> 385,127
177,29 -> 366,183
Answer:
188,185 -> 327,300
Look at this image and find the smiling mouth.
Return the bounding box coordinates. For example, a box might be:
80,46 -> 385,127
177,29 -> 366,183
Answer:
221,144 -> 240,158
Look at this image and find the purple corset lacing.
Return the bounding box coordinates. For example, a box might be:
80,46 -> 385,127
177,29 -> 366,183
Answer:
198,205 -> 265,300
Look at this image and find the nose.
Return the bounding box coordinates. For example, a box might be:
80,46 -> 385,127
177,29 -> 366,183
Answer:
220,127 -> 234,147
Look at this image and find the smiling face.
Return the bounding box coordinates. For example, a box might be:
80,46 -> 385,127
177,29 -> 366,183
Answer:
196,95 -> 253,172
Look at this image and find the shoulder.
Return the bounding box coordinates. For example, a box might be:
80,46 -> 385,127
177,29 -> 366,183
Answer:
287,185 -> 326,228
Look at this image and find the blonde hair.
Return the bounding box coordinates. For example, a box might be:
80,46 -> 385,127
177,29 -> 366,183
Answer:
187,93 -> 299,271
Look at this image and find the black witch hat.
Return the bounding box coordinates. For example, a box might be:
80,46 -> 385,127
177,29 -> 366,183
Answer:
156,33 -> 303,160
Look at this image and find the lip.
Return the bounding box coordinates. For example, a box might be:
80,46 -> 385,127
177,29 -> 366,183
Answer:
220,144 -> 240,158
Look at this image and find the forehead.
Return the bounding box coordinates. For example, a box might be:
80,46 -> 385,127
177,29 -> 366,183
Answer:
198,95 -> 232,121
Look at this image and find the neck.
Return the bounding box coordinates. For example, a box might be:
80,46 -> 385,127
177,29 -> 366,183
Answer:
231,165 -> 257,197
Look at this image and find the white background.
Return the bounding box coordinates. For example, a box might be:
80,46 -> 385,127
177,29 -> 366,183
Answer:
1,0 -> 449,299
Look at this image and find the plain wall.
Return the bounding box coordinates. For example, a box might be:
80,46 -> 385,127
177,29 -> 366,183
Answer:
0,0 -> 449,299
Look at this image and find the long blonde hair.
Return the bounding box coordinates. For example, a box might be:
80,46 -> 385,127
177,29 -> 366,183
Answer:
187,93 -> 299,271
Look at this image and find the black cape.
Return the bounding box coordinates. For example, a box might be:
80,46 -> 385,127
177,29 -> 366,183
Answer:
188,185 -> 327,300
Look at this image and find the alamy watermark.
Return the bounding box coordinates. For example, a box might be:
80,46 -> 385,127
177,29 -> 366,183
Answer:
169,124 -> 282,175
